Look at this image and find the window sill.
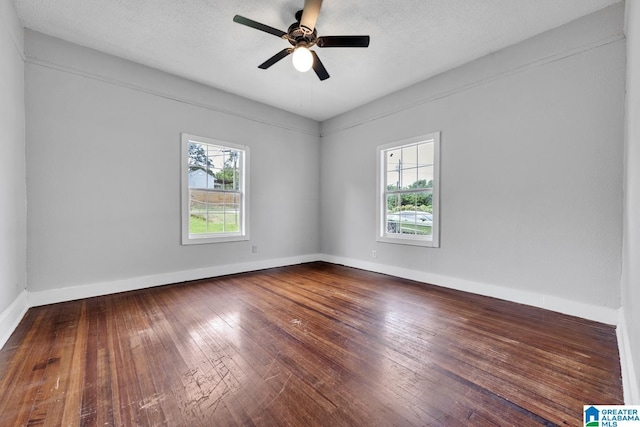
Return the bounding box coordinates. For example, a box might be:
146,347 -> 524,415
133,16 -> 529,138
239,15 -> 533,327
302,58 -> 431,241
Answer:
182,233 -> 249,245
376,235 -> 439,248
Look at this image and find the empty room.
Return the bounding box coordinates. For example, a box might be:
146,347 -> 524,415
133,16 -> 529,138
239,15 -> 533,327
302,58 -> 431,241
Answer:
1,0 -> 640,425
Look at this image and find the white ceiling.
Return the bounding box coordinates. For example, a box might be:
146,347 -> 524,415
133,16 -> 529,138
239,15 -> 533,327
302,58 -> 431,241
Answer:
12,0 -> 621,121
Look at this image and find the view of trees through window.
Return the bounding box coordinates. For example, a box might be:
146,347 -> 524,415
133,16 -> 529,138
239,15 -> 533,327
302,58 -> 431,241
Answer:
384,140 -> 434,236
187,142 -> 242,235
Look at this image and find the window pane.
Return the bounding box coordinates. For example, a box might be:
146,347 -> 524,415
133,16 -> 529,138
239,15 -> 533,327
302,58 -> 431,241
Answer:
401,167 -> 418,189
386,193 -> 400,212
416,165 -> 434,188
188,143 -> 212,176
386,193 -> 401,234
401,145 -> 418,170
216,150 -> 240,191
223,193 -> 240,232
206,201 -> 220,233
417,141 -> 434,167
205,170 -> 215,189
224,211 -> 239,232
416,191 -> 433,211
386,170 -> 400,190
189,189 -> 207,234
401,192 -> 417,208
386,149 -> 401,173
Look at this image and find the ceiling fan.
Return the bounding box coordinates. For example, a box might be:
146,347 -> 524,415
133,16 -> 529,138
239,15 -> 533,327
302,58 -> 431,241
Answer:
233,0 -> 370,81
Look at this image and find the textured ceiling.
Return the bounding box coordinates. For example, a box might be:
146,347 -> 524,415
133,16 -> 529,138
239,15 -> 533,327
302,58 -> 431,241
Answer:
13,0 -> 621,121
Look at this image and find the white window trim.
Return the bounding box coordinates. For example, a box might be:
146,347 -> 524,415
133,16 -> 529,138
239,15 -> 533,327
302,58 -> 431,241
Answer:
181,133 -> 250,245
376,132 -> 440,248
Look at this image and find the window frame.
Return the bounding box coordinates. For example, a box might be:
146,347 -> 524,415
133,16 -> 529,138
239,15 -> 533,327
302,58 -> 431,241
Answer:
181,133 -> 250,245
376,132 -> 440,248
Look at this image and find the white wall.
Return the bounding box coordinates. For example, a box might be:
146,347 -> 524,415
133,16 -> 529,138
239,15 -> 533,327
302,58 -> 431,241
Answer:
0,0 -> 27,344
24,31 -> 321,299
320,4 -> 625,319
622,0 -> 640,405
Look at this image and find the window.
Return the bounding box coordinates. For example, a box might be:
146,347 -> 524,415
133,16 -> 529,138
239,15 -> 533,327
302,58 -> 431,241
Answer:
376,132 -> 440,247
181,134 -> 249,244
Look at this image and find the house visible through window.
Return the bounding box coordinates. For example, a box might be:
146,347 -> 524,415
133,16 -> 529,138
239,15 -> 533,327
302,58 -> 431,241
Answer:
181,134 -> 249,244
377,132 -> 440,247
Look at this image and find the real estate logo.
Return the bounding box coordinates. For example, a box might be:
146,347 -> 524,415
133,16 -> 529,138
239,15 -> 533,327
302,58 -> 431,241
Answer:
585,406 -> 600,426
584,406 -> 640,427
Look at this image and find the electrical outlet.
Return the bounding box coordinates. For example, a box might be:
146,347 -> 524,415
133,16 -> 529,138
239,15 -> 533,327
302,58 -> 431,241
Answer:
252,245 -> 258,253
372,250 -> 377,258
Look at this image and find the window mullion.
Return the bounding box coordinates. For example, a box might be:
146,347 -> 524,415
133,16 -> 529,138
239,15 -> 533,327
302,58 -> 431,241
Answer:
386,188 -> 433,195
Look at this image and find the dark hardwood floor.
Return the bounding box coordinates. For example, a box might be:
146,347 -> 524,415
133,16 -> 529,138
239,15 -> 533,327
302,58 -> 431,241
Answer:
0,262 -> 623,426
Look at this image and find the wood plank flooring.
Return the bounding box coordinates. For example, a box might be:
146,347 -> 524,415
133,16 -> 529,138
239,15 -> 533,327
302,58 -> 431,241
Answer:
0,262 -> 623,426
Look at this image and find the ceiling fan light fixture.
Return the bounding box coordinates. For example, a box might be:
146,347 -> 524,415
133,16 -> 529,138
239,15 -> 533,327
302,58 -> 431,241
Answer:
233,1 -> 369,81
292,45 -> 313,72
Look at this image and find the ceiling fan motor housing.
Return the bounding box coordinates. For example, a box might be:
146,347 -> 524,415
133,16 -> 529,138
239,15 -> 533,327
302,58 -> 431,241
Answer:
287,12 -> 318,47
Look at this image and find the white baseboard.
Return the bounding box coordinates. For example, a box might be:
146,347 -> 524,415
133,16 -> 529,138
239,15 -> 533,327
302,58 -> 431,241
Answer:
28,254 -> 321,307
0,290 -> 28,350
25,253 -> 620,323
617,308 -> 640,404
320,255 -> 620,325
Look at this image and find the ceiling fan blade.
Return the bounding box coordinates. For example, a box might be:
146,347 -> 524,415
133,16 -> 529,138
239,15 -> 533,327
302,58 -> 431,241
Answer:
317,35 -> 370,48
258,49 -> 292,69
311,51 -> 330,81
233,15 -> 287,38
300,0 -> 322,32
